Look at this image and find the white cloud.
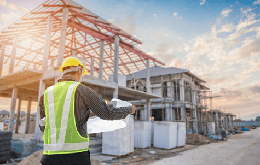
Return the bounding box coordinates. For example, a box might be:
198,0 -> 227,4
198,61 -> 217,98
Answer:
200,0 -> 206,5
236,19 -> 259,32
0,0 -> 7,7
8,3 -> 29,14
221,9 -> 232,17
241,7 -> 254,14
253,0 -> 260,5
153,14 -> 158,18
218,23 -> 235,33
174,12 -> 177,16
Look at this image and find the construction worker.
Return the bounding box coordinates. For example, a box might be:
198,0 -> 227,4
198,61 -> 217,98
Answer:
39,57 -> 136,165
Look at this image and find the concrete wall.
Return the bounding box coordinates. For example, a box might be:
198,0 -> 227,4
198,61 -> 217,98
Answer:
134,121 -> 151,148
102,116 -> 134,156
233,121 -> 260,127
177,122 -> 186,147
153,122 -> 177,149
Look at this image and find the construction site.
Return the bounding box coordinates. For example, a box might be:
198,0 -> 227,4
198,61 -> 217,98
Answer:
0,0 -> 259,165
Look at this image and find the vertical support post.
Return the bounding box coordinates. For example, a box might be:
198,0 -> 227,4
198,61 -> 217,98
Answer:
180,77 -> 185,121
15,98 -> 22,134
113,87 -> 118,99
0,43 -> 6,77
25,98 -> 32,134
34,80 -> 45,141
113,35 -> 119,84
147,99 -> 151,121
72,50 -> 76,57
99,40 -> 104,79
90,56 -> 94,76
56,8 -> 69,67
146,59 -> 151,93
9,36 -> 18,74
8,88 -> 18,132
42,16 -> 53,71
216,112 -> 219,129
50,57 -> 55,70
229,115 -> 232,129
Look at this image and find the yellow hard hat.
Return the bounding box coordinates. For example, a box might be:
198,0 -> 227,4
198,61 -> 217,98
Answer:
59,57 -> 88,75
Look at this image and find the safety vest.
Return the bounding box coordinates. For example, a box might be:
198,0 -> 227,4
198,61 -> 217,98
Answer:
43,81 -> 89,155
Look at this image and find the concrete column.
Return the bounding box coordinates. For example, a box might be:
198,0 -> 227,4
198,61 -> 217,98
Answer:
42,16 -> 53,71
147,99 -> 151,121
15,98 -> 22,134
0,43 -> 6,77
216,112 -> 219,128
90,56 -> 94,76
113,87 -> 118,99
72,50 -> 76,57
229,115 -> 232,129
9,36 -> 18,74
8,88 -> 18,132
57,8 -> 69,67
34,80 -> 45,141
113,35 -> 119,84
146,59 -> 151,93
99,40 -> 104,79
25,98 -> 32,134
180,78 -> 186,121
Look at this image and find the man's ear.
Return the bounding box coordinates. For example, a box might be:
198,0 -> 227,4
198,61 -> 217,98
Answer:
78,68 -> 83,75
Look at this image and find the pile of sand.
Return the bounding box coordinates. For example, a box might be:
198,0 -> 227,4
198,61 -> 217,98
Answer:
186,133 -> 211,145
19,150 -> 42,165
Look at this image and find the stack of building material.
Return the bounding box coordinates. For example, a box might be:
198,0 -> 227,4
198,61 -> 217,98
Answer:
134,121 -> 152,148
102,116 -> 134,156
177,122 -> 186,147
0,131 -> 12,163
153,122 -> 177,149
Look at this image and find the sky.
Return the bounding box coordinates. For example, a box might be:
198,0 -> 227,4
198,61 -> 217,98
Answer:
0,0 -> 260,120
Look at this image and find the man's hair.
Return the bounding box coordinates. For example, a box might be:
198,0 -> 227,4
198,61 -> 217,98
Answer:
63,65 -> 80,75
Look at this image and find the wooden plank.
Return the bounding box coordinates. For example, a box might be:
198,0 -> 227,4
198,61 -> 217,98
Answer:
9,36 -> 18,74
0,43 -> 6,77
42,16 -> 53,70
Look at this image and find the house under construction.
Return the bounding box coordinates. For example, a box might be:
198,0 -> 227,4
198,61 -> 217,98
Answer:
0,0 -> 237,157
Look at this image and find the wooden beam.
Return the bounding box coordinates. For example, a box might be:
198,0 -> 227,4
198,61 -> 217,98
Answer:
42,16 -> 53,70
0,43 -> 6,77
9,36 -> 18,74
42,4 -> 83,9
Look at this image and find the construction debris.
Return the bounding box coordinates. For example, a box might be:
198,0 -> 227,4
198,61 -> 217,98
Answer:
186,133 -> 212,145
18,150 -> 42,165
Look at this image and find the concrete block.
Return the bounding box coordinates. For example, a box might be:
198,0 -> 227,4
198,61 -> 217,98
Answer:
11,139 -> 37,157
153,122 -> 177,149
207,122 -> 216,135
177,122 -> 186,147
102,116 -> 134,156
134,121 -> 151,148
0,122 -> 4,131
21,120 -> 26,134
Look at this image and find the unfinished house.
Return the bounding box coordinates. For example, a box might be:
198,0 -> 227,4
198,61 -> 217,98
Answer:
0,0 -> 164,156
126,66 -> 210,135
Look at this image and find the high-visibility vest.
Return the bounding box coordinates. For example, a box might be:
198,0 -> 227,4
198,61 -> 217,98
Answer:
43,81 -> 89,155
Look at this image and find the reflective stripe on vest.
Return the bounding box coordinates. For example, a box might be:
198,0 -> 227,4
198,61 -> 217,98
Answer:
43,82 -> 89,152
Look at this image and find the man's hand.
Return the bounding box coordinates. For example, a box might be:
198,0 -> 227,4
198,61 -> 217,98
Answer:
130,105 -> 136,114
